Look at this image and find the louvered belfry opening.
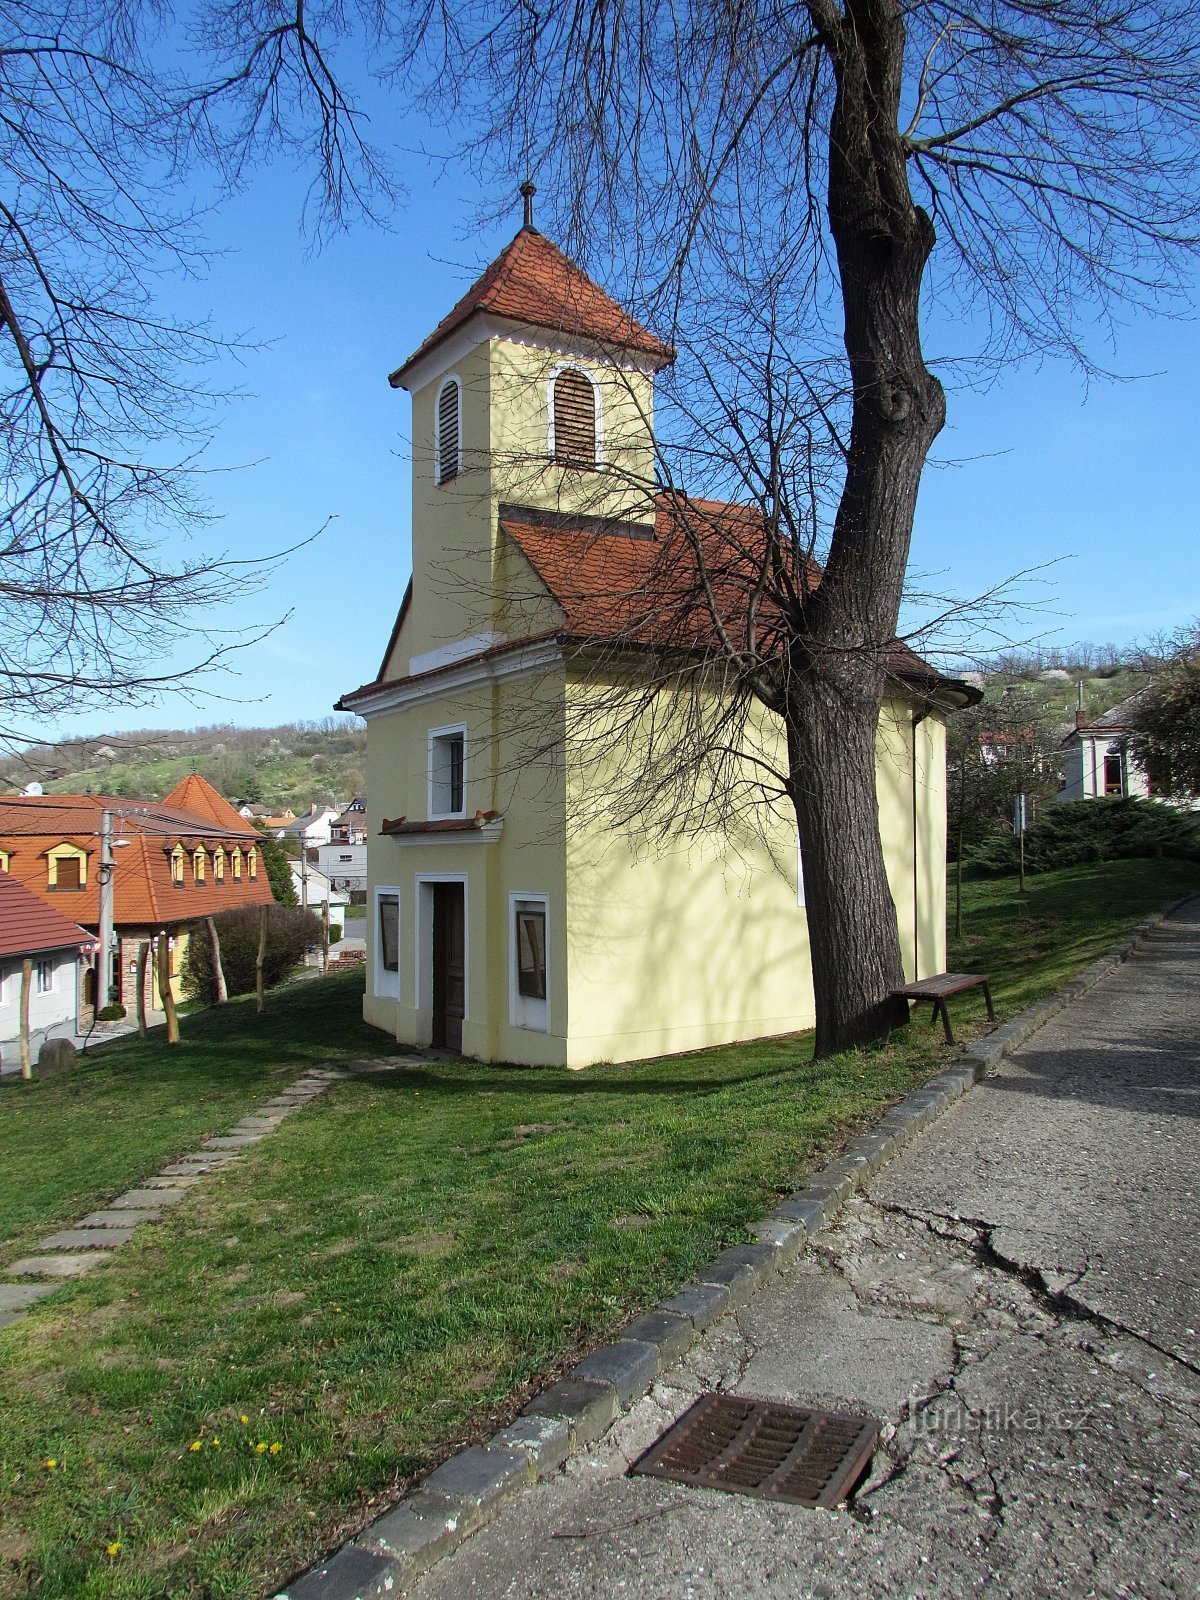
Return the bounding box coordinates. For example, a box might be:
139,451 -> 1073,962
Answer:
437,379 -> 460,483
553,369 -> 597,468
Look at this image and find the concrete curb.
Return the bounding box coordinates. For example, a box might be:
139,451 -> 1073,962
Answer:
274,895 -> 1197,1600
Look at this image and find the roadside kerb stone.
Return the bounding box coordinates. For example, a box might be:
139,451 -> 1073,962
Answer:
351,1490 -> 481,1585
490,1414 -> 571,1477
277,1544 -> 396,1600
769,1196 -> 825,1232
746,1218 -> 808,1266
842,1130 -> 898,1170
522,1377 -> 619,1445
699,1243 -> 781,1307
8,1252 -> 111,1278
658,1281 -> 732,1330
422,1445 -> 534,1512
39,1228 -> 137,1250
574,1338 -> 660,1404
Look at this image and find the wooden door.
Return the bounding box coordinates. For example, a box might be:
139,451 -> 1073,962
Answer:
432,882 -> 465,1052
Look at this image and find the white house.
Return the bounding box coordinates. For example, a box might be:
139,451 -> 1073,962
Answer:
288,859 -> 350,920
315,800 -> 368,898
279,805 -> 340,850
0,871 -> 95,1069
1059,692 -> 1152,802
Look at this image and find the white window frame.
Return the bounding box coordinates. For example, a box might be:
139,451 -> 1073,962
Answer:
414,873 -> 469,1046
508,891 -> 550,1032
36,957 -> 54,995
546,363 -> 604,466
434,374 -> 463,485
428,722 -> 468,821
373,885 -> 402,1000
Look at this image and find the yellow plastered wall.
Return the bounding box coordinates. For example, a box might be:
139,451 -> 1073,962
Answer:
560,673 -> 814,1066
362,672 -> 570,1065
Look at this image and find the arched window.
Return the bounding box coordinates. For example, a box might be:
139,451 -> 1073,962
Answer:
231,847 -> 243,882
551,368 -> 598,468
170,845 -> 186,887
193,847 -> 207,883
435,376 -> 461,485
248,847 -> 258,881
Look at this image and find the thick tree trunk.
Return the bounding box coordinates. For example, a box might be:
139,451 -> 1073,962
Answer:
206,916 -> 228,1004
788,678 -> 907,1056
787,0 -> 946,1054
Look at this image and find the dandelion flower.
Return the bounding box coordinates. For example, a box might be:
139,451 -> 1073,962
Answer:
256,1441 -> 267,1454
211,1438 -> 220,1449
44,1459 -> 57,1470
269,1442 -> 282,1455
189,1441 -> 202,1453
240,1415 -> 249,1425
106,1542 -> 121,1558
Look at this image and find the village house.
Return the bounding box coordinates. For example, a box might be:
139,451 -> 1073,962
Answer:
0,873 -> 94,1069
1059,692 -> 1153,801
338,220 -> 971,1067
315,799 -> 368,898
0,774 -> 275,1017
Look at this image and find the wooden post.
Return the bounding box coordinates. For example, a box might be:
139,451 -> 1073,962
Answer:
256,904 -> 268,1013
206,916 -> 228,1004
19,958 -> 32,1079
135,941 -> 149,1037
157,933 -> 180,1044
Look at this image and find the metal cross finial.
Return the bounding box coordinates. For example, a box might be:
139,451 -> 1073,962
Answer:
520,180 -> 537,230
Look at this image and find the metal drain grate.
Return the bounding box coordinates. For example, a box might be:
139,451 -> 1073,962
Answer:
630,1393 -> 879,1508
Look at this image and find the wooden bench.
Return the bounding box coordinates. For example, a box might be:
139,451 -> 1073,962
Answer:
885,972 -> 995,1046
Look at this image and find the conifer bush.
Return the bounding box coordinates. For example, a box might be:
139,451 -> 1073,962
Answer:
969,797 -> 1200,877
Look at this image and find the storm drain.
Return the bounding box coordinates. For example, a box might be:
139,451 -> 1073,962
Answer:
630,1393 -> 879,1508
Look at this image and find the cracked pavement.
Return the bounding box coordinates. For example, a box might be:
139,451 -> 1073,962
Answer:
412,903 -> 1200,1599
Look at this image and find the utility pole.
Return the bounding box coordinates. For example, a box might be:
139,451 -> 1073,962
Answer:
96,808 -> 115,1007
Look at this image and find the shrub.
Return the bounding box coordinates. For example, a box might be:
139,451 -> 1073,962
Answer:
184,906 -> 323,1003
968,796 -> 1200,877
96,1002 -> 127,1021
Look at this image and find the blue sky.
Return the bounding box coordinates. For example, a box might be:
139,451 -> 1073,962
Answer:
45,139 -> 1200,744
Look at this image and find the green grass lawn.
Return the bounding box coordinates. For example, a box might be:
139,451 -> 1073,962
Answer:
0,858 -> 1195,1600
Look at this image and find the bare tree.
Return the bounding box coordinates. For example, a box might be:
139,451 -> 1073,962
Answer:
0,0 -> 386,744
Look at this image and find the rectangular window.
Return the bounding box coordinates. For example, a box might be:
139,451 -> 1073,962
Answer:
379,895 -> 400,973
55,856 -> 81,891
36,959 -> 53,994
516,906 -> 546,999
1104,752 -> 1124,795
429,727 -> 467,817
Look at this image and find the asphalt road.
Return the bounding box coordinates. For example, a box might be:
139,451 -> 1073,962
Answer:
411,901 -> 1200,1600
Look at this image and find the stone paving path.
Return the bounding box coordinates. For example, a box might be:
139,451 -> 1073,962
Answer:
0,1065 -> 351,1331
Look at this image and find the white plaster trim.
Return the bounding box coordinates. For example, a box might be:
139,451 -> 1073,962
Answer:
546,362 -> 604,467
373,885 -> 402,1001
349,640 -> 564,719
508,890 -> 550,1033
398,312 -> 665,396
408,632 -> 506,678
427,722 -> 469,821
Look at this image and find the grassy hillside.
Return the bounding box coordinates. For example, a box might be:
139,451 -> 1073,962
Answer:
0,720 -> 367,811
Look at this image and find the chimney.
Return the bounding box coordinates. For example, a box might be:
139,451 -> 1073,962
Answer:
1075,708 -> 1088,730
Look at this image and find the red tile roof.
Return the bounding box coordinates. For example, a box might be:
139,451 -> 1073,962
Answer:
0,792 -> 275,929
390,227 -> 676,385
161,773 -> 251,831
499,495 -> 949,687
0,871 -> 94,960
